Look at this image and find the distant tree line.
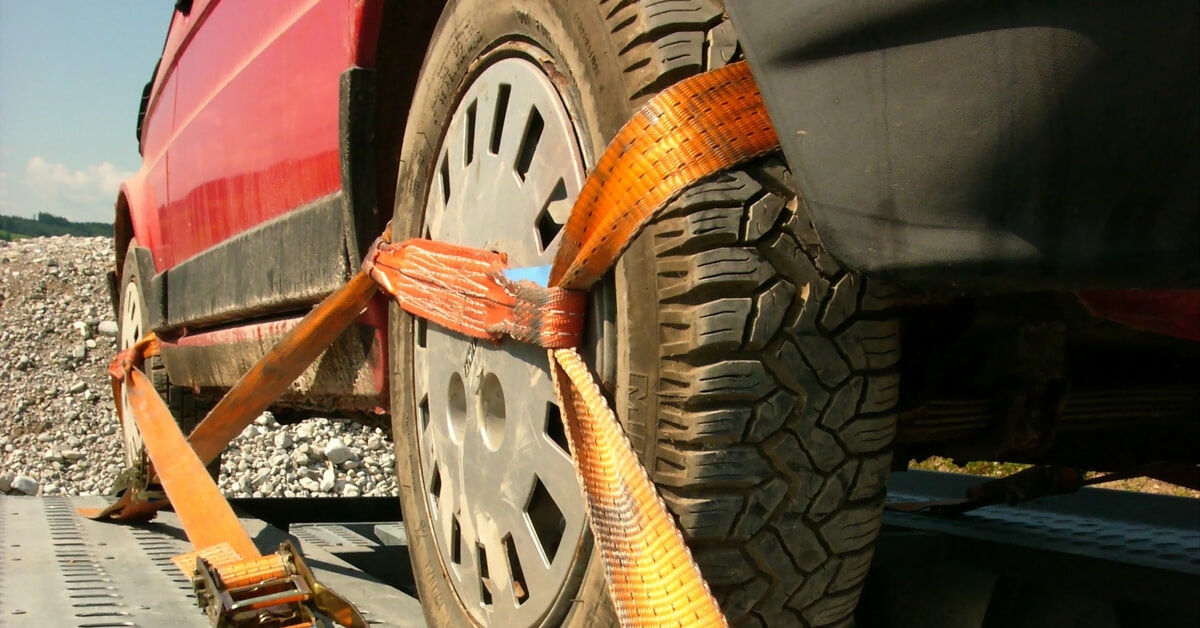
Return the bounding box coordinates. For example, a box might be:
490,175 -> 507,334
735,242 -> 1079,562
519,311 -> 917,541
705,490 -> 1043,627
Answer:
0,213 -> 112,240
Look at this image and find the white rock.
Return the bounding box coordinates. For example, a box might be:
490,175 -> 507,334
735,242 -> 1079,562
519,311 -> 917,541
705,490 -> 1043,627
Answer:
252,469 -> 273,488
97,320 -> 119,337
323,438 -> 355,465
342,483 -> 360,497
274,432 -> 293,448
12,475 -> 39,495
299,477 -> 320,492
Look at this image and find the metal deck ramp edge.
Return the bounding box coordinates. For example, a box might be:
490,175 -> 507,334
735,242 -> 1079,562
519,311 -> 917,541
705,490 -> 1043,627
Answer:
0,496 -> 426,627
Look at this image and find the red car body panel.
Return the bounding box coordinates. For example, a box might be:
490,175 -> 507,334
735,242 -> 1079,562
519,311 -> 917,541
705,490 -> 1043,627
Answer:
126,0 -> 384,272
1079,290 -> 1200,342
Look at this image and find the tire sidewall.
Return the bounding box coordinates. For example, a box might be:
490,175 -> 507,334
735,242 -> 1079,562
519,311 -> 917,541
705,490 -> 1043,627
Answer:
388,1 -> 629,625
117,243 -> 152,477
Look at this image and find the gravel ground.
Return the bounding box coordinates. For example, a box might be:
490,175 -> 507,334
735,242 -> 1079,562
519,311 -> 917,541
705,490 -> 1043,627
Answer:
0,235 -> 398,499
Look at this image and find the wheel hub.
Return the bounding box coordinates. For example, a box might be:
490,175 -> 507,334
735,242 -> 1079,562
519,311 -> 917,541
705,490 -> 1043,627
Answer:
414,56 -> 589,624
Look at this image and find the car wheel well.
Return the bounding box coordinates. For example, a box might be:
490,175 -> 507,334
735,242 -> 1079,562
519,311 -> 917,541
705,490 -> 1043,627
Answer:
366,1 -> 448,243
114,192 -> 134,285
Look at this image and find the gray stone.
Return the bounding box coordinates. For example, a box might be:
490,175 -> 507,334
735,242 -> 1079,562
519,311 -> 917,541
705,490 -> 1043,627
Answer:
12,475 -> 38,495
71,345 -> 87,360
68,381 -> 86,394
0,474 -> 12,492
252,469 -> 273,488
60,450 -> 85,461
323,438 -> 355,465
97,320 -> 119,337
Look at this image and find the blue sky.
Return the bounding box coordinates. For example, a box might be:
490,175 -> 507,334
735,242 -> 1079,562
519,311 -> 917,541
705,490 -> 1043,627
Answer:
0,1 -> 173,223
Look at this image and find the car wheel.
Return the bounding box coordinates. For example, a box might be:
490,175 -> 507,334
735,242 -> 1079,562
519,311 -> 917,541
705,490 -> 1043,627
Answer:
117,242 -> 211,490
388,1 -> 899,626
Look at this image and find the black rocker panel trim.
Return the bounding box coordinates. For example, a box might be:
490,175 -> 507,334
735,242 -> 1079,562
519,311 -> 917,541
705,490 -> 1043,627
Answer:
161,193 -> 351,329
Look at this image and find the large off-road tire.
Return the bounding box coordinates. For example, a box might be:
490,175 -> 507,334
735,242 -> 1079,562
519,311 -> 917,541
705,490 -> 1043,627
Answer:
619,160 -> 900,626
388,1 -> 899,626
117,244 -> 211,487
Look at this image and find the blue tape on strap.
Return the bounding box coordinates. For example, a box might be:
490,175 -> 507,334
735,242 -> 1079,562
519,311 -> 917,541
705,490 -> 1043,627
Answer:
502,265 -> 553,288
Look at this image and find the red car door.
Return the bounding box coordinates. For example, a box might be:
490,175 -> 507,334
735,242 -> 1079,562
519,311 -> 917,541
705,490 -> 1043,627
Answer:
159,0 -> 349,271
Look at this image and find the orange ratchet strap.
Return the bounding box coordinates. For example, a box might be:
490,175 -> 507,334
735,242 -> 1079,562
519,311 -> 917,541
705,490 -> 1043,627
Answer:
87,60 -> 775,628
366,60 -> 779,627
107,341 -> 367,627
364,238 -> 586,348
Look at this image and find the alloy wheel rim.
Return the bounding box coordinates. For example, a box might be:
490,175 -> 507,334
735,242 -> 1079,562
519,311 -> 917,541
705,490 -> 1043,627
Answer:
118,280 -> 145,471
414,56 -> 589,625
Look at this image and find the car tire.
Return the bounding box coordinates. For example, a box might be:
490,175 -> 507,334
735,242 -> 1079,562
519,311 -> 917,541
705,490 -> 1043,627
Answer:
117,243 -> 212,487
619,158 -> 900,626
388,1 -> 899,626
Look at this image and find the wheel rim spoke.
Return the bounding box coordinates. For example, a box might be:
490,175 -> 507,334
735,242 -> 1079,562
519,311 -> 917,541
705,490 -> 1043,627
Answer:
413,56 -> 588,625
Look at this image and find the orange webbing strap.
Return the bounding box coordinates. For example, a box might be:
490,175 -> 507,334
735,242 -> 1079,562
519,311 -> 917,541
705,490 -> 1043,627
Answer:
94,337 -> 366,627
122,366 -> 261,558
369,61 -> 778,627
86,60 -> 773,628
542,61 -> 777,627
79,333 -> 167,521
364,238 -> 586,348
550,61 -> 779,290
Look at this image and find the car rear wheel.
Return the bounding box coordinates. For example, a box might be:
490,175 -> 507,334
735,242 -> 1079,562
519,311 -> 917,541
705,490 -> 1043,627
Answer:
389,1 -> 899,626
116,243 -> 211,492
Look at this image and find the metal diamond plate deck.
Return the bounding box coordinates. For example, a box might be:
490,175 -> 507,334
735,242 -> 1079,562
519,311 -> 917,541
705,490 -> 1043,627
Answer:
0,495 -> 425,627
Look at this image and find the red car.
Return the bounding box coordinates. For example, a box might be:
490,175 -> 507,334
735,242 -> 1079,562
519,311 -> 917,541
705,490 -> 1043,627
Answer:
114,1 -> 1198,626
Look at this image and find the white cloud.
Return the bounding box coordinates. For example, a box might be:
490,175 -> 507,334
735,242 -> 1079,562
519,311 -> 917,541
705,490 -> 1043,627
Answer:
0,170 -> 15,214
24,156 -> 132,207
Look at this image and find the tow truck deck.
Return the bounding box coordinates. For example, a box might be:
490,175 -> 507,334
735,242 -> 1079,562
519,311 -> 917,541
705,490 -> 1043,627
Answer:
4,471 -> 1196,627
